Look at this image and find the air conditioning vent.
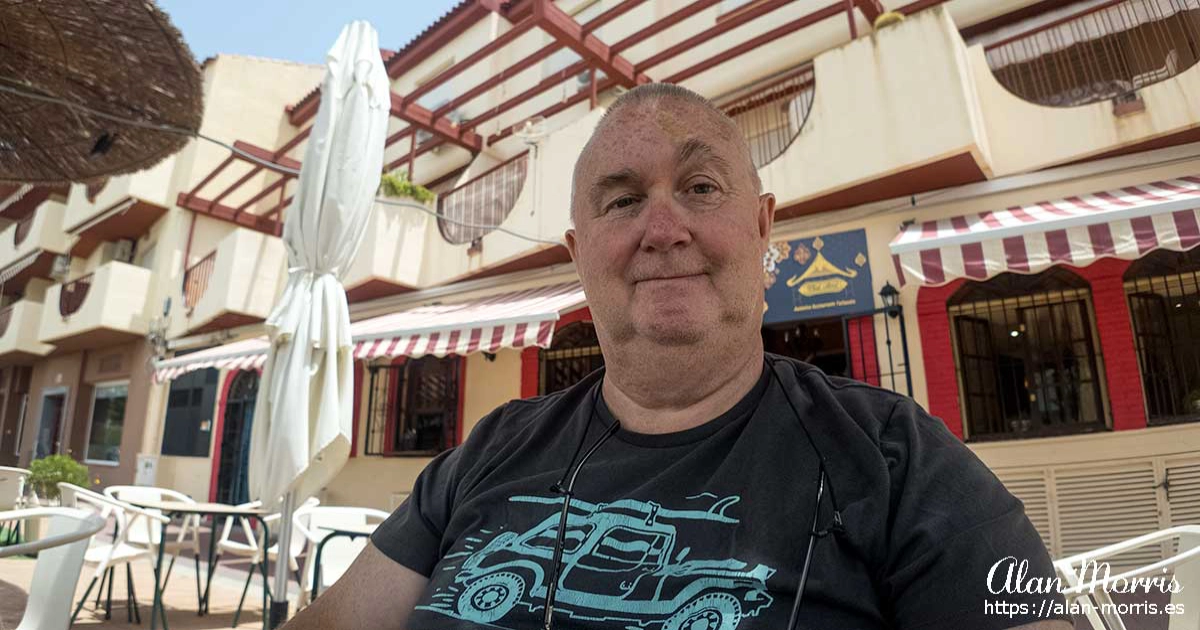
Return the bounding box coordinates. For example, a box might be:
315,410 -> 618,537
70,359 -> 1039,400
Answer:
50,254 -> 70,281
112,239 -> 135,264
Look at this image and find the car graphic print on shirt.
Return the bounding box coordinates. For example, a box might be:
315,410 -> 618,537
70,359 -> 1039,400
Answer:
416,493 -> 776,629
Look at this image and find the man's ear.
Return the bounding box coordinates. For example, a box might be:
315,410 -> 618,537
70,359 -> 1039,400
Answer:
757,193 -> 776,241
565,228 -> 579,262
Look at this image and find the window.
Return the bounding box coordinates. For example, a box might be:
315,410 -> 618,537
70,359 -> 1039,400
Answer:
363,356 -> 460,455
161,368 -> 218,457
540,321 -> 604,395
949,269 -> 1106,441
85,383 -> 128,464
1125,249 -> 1200,426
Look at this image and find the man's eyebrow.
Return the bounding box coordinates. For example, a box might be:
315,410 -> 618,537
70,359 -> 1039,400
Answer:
676,138 -> 734,179
587,168 -> 643,209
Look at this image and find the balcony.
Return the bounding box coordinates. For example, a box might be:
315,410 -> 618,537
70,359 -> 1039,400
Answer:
437,151 -> 529,245
39,261 -> 152,351
342,201 -> 425,303
174,228 -> 287,335
0,200 -> 70,294
758,7 -> 993,219
0,300 -> 53,364
968,0 -> 1200,174
63,168 -> 171,257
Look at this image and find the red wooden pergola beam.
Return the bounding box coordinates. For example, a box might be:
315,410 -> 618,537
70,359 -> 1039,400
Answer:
489,77 -> 618,144
636,0 -> 796,72
389,94 -> 483,151
895,0 -> 949,17
262,195 -> 293,220
176,192 -> 281,235
234,174 -> 292,216
275,125 -> 311,158
384,138 -> 446,173
404,17 -> 538,105
665,3 -> 843,84
583,0 -> 647,33
385,126 -> 416,149
461,58 -> 588,132
532,0 -> 645,88
211,164 -> 264,208
386,3 -> 493,80
232,141 -> 301,174
430,41 -> 560,121
610,0 -> 723,54
186,154 -> 235,199
856,0 -> 884,23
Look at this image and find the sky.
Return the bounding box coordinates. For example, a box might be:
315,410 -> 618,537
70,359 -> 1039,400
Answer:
159,0 -> 465,66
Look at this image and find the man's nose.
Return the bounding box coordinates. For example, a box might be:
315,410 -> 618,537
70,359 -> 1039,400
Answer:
638,192 -> 692,252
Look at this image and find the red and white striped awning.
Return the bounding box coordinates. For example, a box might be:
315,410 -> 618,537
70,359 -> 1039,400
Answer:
890,176 -> 1200,287
153,337 -> 269,383
152,282 -> 588,382
351,282 -> 586,360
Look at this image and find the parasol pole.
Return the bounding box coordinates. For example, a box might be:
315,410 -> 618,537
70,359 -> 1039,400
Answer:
269,490 -> 296,627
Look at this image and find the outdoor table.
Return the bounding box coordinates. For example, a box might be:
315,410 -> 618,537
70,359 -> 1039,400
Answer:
126,499 -> 270,630
310,522 -> 377,601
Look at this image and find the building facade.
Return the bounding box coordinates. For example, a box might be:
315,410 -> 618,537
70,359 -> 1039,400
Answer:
1,0 -> 1198,568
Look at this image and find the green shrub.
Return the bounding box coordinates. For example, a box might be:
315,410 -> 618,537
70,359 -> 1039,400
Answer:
27,454 -> 89,502
379,172 -> 435,204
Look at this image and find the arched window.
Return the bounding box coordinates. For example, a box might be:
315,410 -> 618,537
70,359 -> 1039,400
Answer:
540,321 -> 604,395
949,268 -> 1106,441
1124,248 -> 1200,426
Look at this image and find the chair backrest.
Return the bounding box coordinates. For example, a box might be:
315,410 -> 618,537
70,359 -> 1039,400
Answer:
60,483 -> 167,572
1054,525 -> 1200,630
0,507 -> 104,630
104,485 -> 194,545
297,506 -> 389,589
0,466 -> 29,511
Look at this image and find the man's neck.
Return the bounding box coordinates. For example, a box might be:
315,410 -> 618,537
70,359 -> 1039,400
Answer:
601,338 -> 765,435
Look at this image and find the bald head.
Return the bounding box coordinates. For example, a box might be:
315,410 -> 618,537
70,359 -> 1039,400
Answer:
570,83 -> 761,223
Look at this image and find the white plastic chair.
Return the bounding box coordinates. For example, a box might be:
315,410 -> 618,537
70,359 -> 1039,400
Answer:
0,506 -> 105,630
1054,525 -> 1200,630
0,466 -> 32,544
60,482 -> 170,625
294,505 -> 389,607
104,484 -> 203,598
215,496 -> 319,624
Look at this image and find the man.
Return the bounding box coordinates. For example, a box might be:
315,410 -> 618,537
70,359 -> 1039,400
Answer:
286,83 -> 1071,629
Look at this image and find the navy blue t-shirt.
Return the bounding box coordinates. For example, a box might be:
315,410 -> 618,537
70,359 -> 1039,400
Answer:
371,354 -> 1068,629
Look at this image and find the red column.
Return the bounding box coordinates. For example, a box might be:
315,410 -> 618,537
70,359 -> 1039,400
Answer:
846,315 -> 880,386
520,347 -> 540,399
1069,258 -> 1147,431
917,280 -> 966,439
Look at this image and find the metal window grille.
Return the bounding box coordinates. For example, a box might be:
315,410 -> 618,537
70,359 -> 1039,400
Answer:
13,214 -> 32,247
437,152 -> 529,245
949,270 -> 1107,441
1124,248 -> 1200,425
983,0 -> 1200,107
59,273 -> 93,317
717,62 -> 815,169
539,322 -> 604,395
183,250 -> 217,311
364,356 -> 460,456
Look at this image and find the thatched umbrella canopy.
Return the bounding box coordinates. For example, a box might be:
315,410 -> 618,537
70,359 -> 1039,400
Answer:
0,0 -> 203,185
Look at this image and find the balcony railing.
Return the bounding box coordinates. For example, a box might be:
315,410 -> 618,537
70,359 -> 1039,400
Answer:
183,251 -> 217,312
59,274 -> 93,317
13,214 -> 32,247
982,0 -> 1200,107
718,62 -> 816,169
437,151 -> 529,245
0,305 -> 11,338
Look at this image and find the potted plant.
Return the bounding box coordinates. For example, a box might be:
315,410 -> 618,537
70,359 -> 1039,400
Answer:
379,172 -> 435,204
27,454 -> 89,506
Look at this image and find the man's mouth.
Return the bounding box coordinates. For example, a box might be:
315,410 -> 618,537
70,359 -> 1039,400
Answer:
635,273 -> 705,284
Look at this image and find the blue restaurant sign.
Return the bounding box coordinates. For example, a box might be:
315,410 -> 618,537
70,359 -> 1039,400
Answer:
762,228 -> 873,324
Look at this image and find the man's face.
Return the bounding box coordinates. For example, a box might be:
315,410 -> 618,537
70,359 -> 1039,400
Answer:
566,98 -> 774,348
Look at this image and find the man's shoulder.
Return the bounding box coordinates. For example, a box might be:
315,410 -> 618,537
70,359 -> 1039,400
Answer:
766,352 -> 915,439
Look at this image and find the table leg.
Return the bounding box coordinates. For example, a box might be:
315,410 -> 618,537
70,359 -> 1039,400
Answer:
150,513 -> 172,630
202,515 -> 220,614
311,531 -> 336,602
253,515 -> 271,630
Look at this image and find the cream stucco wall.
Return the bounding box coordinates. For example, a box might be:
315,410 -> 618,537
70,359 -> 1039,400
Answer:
0,200 -> 70,270
170,227 -> 287,337
38,261 -> 152,345
0,300 -> 53,361
63,158 -> 178,233
969,41 -> 1200,176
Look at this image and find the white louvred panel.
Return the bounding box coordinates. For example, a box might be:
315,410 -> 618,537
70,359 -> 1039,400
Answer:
1165,455 -> 1200,527
1054,461 -> 1162,572
996,468 -> 1055,556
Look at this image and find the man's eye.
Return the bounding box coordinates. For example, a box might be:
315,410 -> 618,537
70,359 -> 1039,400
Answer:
689,182 -> 717,195
608,196 -> 638,210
